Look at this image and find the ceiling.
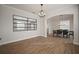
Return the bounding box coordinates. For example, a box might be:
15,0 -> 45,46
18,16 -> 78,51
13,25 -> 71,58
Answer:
5,4 -> 76,15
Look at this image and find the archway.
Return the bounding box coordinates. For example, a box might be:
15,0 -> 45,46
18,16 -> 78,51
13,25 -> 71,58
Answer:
46,14 -> 74,43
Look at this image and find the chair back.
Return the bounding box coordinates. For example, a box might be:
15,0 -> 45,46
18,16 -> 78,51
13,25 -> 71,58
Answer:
63,30 -> 68,35
57,29 -> 62,34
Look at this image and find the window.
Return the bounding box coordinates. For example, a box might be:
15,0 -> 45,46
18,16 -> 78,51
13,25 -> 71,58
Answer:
59,20 -> 70,30
13,15 -> 37,31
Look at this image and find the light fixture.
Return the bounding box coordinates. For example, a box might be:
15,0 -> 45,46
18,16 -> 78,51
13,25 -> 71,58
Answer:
38,4 -> 46,17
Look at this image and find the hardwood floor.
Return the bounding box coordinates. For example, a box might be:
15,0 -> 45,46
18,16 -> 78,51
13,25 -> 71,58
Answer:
0,35 -> 79,54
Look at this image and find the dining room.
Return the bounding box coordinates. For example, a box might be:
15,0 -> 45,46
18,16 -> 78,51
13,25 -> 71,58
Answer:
47,14 -> 74,41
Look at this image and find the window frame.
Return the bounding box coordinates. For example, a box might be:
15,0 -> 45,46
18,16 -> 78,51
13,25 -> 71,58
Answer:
13,15 -> 37,32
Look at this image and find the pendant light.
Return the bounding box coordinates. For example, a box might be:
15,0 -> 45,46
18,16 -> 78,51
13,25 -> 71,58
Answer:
38,4 -> 46,17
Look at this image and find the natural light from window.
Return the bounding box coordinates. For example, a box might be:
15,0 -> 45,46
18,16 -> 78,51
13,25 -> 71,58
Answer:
59,20 -> 70,30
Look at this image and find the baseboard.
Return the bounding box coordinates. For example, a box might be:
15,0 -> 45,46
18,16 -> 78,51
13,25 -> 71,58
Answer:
73,41 -> 79,45
0,35 -> 41,46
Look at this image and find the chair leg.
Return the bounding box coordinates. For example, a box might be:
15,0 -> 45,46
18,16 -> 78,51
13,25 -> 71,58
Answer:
66,35 -> 68,38
53,34 -> 54,37
63,35 -> 64,38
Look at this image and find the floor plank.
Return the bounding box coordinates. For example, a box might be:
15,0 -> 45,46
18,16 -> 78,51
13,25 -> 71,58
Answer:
0,36 -> 79,54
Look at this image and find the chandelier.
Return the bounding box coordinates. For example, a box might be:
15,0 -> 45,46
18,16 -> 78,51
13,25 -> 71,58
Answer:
38,4 -> 46,17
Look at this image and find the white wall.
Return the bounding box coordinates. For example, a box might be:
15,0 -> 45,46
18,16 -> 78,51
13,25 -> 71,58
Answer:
46,5 -> 79,45
78,5 -> 79,45
0,5 -> 1,33
0,5 -> 41,45
39,17 -> 45,36
47,16 -> 60,34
